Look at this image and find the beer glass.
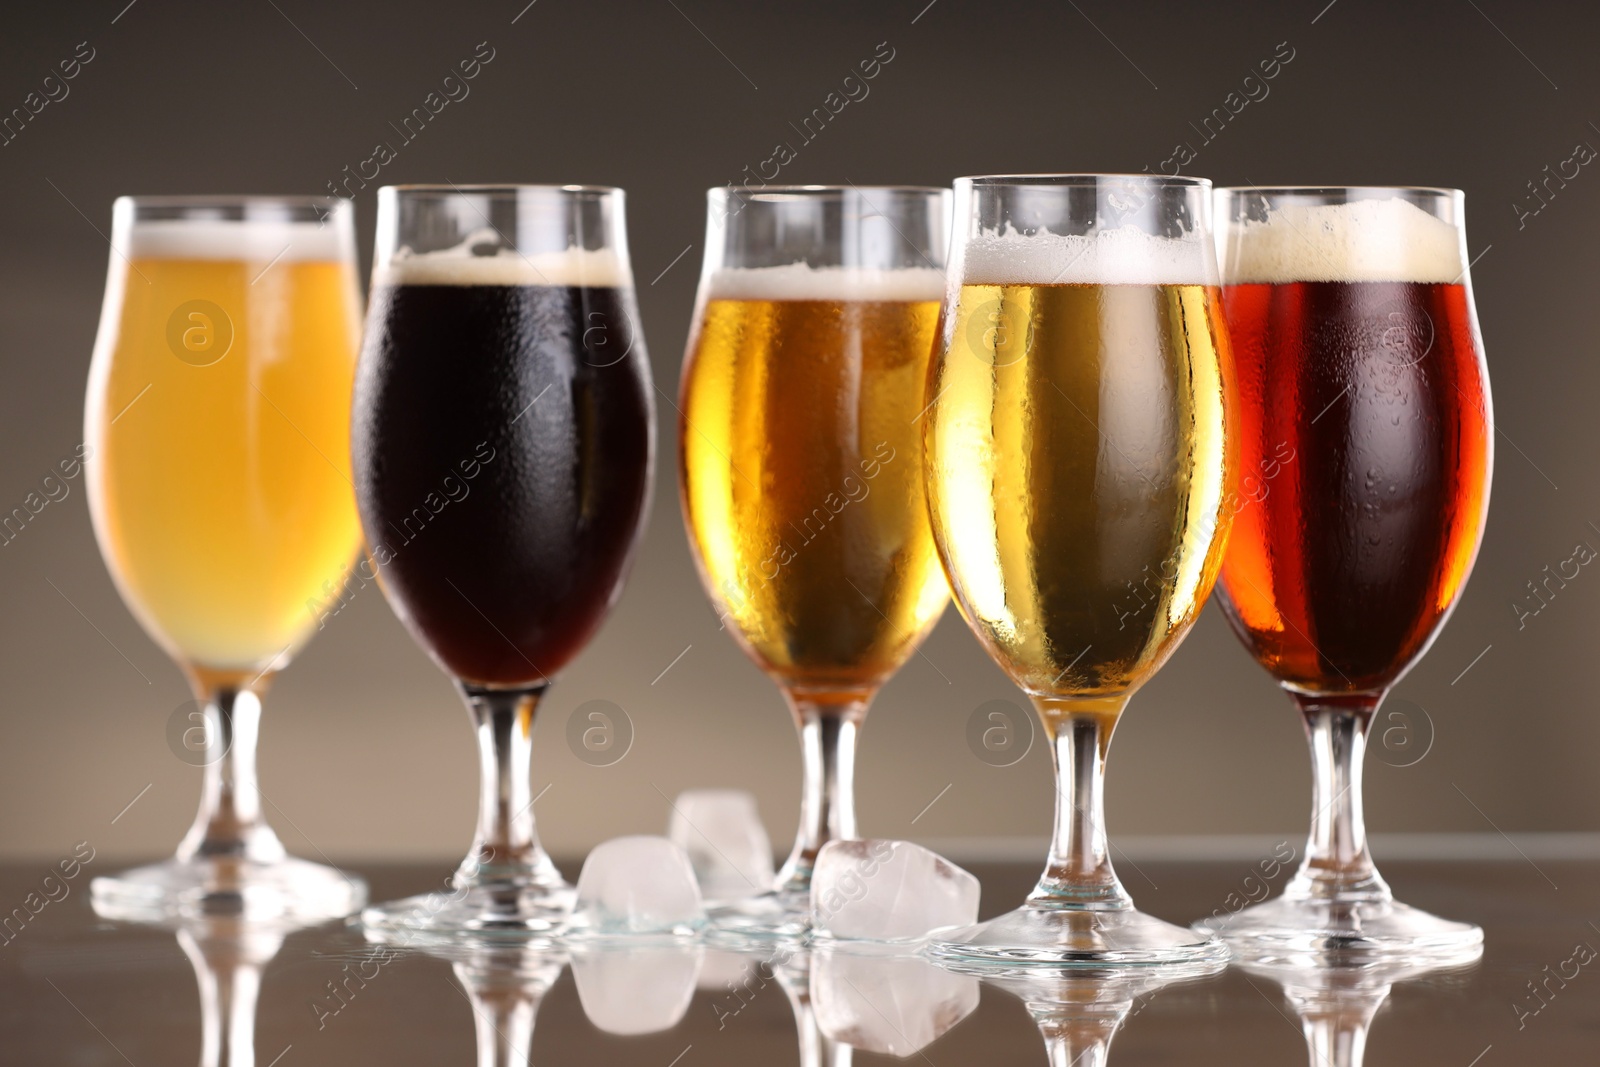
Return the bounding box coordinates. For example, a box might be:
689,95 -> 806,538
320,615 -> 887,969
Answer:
924,175 -> 1235,965
679,186 -> 951,934
85,196 -> 366,920
1194,187 -> 1491,957
354,185 -> 653,935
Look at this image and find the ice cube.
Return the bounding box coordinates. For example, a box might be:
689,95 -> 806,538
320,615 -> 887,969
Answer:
571,943 -> 704,1035
667,789 -> 775,901
810,840 -> 980,942
812,947 -> 979,1055
568,835 -> 705,936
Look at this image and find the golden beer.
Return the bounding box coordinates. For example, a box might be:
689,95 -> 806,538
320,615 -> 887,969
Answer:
680,275 -> 949,706
86,220 -> 362,676
925,280 -> 1234,722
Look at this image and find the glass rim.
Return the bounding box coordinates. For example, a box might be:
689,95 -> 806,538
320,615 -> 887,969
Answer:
380,183 -> 623,198
1217,184 -> 1462,199
113,194 -> 350,210
708,184 -> 949,202
956,173 -> 1213,189
711,183 -> 949,194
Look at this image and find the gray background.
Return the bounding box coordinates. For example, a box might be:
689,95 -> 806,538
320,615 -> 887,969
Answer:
0,0 -> 1594,865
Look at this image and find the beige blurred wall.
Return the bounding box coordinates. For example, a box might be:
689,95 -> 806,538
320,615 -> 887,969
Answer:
2,0 -> 1598,864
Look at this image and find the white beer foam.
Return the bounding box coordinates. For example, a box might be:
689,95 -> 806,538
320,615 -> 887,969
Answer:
707,264 -> 945,302
375,230 -> 630,288
121,219 -> 349,262
961,225 -> 1217,287
1224,197 -> 1464,284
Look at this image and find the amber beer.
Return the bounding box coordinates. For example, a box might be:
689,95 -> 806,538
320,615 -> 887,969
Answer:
680,268 -> 950,706
925,252 -> 1234,717
1216,204 -> 1491,694
86,211 -> 363,674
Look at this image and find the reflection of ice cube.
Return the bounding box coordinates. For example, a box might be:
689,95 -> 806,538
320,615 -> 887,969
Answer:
812,948 -> 979,1055
811,840 -> 980,942
572,943 -> 704,1035
696,948 -> 764,991
667,789 -> 774,901
569,836 -> 704,936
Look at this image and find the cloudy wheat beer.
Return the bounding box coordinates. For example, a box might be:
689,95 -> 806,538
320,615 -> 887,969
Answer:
85,197 -> 367,920
1215,196 -> 1491,693
1193,187 -> 1490,957
87,202 -> 363,672
680,268 -> 949,703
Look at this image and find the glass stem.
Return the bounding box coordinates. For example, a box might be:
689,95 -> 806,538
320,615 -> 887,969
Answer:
1040,1019 -> 1117,1067
776,698 -> 865,895
465,976 -> 540,1067
1285,694 -> 1392,903
1029,706 -> 1129,908
455,683 -> 565,900
1300,1000 -> 1378,1067
178,925 -> 284,1067
176,684 -> 285,864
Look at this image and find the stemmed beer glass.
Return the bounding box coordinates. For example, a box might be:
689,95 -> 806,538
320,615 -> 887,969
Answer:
354,185 -> 654,935
1193,187 -> 1491,956
85,196 -> 367,920
923,175 -> 1236,965
678,186 -> 951,933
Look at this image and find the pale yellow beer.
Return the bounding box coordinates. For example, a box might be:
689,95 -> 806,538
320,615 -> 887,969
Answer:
925,279 -> 1234,724
680,271 -> 948,707
85,214 -> 362,676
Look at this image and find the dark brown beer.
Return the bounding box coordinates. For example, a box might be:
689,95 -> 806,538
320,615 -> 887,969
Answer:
352,282 -> 653,687
1216,279 -> 1490,694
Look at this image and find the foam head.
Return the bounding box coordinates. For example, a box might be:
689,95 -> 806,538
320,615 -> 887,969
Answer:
958,224 -> 1218,287
705,263 -> 946,302
1221,196 -> 1465,284
374,228 -> 631,288
118,218 -> 351,262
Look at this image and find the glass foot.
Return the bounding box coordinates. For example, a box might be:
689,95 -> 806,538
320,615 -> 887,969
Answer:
703,888 -> 812,943
928,904 -> 1230,968
91,854 -> 366,922
361,882 -> 575,941
1192,894 -> 1483,959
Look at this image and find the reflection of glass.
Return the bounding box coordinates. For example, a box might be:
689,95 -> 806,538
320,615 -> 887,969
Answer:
1238,952 -> 1481,1067
354,186 -> 654,936
679,187 -> 951,934
1196,187 -> 1491,957
419,942 -> 566,1067
85,196 -> 366,920
924,175 -> 1235,966
93,905 -> 315,1067
981,961 -> 1223,1066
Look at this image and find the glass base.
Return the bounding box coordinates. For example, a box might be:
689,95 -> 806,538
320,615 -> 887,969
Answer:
1192,894 -> 1484,959
91,854 -> 366,923
927,904 -> 1230,968
360,882 -> 576,941
703,888 -> 812,943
